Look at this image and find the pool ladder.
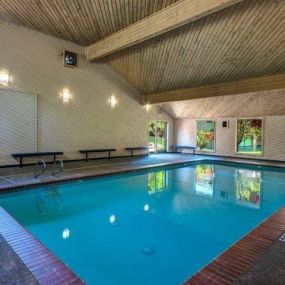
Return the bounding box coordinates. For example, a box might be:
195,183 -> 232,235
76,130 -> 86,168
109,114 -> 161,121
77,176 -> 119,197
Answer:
34,159 -> 64,179
34,159 -> 46,178
52,159 -> 64,176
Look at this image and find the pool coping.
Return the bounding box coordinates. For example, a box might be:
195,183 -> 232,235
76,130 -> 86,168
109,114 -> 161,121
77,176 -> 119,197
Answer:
0,160 -> 185,193
0,206 -> 84,285
184,206 -> 285,285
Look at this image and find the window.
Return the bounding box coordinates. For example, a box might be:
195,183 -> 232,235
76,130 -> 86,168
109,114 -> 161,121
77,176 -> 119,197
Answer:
148,120 -> 168,153
196,120 -> 215,151
236,119 -> 263,155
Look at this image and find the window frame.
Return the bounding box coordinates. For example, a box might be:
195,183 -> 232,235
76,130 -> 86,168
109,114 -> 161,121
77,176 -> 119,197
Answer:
148,119 -> 169,153
195,119 -> 216,153
235,118 -> 264,156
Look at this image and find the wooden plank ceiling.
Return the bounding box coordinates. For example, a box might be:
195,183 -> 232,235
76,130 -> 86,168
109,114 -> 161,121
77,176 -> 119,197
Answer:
0,0 -> 179,45
160,89 -> 285,119
144,74 -> 285,104
105,0 -> 285,94
87,0 -> 243,60
0,0 -> 284,100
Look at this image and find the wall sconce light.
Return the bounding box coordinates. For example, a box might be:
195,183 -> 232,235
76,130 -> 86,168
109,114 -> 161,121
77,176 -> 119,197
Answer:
145,104 -> 151,112
108,95 -> 118,108
61,88 -> 71,103
0,71 -> 10,86
157,108 -> 163,118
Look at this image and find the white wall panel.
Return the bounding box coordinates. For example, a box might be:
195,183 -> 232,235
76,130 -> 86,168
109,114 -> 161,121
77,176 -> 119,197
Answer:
0,90 -> 37,164
0,21 -> 173,166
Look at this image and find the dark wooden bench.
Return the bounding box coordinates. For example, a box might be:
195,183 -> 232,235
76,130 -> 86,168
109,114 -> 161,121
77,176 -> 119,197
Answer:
79,149 -> 116,161
125,147 -> 149,157
172,145 -> 196,154
11,152 -> 64,167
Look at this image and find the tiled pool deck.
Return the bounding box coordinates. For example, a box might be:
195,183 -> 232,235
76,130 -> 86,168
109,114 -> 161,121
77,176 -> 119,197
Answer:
1,153 -> 285,192
0,153 -> 285,285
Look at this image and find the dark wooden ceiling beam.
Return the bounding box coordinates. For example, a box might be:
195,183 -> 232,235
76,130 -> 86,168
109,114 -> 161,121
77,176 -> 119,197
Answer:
143,73 -> 285,104
87,0 -> 243,61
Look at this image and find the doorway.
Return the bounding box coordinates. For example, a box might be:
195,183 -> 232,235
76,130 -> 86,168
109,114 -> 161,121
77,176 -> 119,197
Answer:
148,120 -> 168,153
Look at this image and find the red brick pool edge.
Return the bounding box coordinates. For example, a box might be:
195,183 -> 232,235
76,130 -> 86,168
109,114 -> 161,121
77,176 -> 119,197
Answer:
0,207 -> 84,285
184,206 -> 285,285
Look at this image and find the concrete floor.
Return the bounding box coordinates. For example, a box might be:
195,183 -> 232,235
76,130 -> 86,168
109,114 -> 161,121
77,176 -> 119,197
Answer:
235,232 -> 285,285
1,153 -> 285,191
0,234 -> 38,285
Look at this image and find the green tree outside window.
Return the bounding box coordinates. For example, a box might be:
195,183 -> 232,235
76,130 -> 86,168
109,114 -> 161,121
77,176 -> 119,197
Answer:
196,120 -> 215,151
237,119 -> 262,155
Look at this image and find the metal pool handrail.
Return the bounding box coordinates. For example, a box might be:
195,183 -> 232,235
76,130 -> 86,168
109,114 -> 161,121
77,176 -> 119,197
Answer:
34,159 -> 46,179
52,159 -> 64,176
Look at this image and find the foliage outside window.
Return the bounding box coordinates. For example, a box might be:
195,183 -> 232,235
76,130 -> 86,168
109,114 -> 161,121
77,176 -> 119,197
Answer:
196,120 -> 215,151
149,122 -> 156,152
236,169 -> 261,208
149,121 -> 167,153
237,119 -> 262,155
148,170 -> 167,194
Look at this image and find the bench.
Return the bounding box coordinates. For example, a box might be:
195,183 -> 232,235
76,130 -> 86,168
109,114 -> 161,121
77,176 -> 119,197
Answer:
12,152 -> 64,168
172,145 -> 196,155
79,149 -> 116,161
125,147 -> 149,157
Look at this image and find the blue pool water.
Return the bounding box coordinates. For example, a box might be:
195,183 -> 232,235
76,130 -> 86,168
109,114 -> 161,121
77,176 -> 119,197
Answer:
0,162 -> 285,285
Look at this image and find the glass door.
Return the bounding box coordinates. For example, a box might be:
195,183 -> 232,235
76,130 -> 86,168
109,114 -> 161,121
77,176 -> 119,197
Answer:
148,120 -> 168,153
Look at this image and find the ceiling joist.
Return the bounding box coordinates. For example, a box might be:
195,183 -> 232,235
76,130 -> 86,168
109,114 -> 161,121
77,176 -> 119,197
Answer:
87,0 -> 243,61
144,73 -> 285,104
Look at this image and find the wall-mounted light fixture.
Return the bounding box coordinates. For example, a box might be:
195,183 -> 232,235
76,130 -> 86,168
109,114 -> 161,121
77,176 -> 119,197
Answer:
0,70 -> 10,86
157,108 -> 163,118
108,95 -> 118,108
145,104 -> 151,112
61,88 -> 71,103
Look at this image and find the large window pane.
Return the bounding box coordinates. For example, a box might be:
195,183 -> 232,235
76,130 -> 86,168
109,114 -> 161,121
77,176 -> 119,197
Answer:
156,122 -> 167,152
148,121 -> 156,152
148,120 -> 168,153
196,120 -> 215,151
236,119 -> 262,155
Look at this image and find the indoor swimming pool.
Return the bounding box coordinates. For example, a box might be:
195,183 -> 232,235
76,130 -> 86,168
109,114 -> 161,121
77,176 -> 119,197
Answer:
0,162 -> 285,285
